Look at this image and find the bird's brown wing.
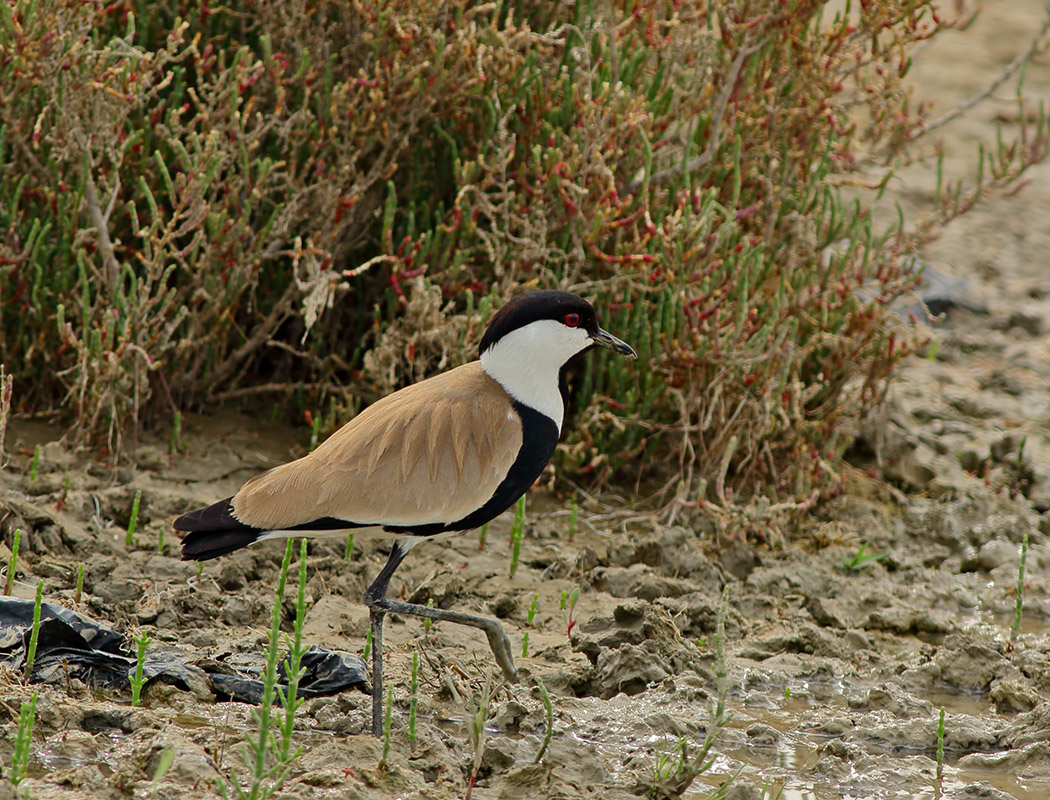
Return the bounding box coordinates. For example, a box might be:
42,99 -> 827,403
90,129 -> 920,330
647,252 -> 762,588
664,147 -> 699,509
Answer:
230,363 -> 523,530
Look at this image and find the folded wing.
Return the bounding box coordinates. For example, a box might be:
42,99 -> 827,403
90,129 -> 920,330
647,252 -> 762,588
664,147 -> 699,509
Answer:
230,363 -> 523,531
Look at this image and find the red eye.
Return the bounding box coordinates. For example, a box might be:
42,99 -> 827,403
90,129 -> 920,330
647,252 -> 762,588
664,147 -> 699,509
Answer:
564,313 -> 580,327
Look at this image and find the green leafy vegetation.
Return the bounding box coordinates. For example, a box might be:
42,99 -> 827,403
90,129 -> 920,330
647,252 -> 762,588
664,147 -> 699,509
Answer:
1011,533 -> 1030,642
523,592 -> 539,657
222,540 -> 306,800
28,444 -> 39,482
10,689 -> 39,786
841,542 -> 887,574
1,0 -> 1046,524
125,490 -> 142,549
646,586 -> 734,798
508,495 -> 526,578
23,579 -> 43,681
129,630 -> 153,706
561,584 -> 581,638
408,650 -> 420,746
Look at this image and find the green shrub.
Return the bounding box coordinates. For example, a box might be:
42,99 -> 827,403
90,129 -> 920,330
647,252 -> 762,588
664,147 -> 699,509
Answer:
1,1 -> 1046,513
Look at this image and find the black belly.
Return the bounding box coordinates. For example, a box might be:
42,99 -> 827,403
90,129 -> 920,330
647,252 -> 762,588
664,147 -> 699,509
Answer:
385,401 -> 560,536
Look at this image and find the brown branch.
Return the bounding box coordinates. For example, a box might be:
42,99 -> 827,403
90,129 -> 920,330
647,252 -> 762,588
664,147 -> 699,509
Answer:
204,279 -> 301,392
209,381 -> 351,403
82,162 -> 121,293
910,5 -> 1050,141
621,41 -> 760,197
0,367 -> 12,470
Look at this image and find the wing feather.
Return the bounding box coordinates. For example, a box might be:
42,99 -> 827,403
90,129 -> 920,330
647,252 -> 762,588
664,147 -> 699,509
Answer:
451,404 -> 470,479
231,363 -> 522,530
400,407 -> 428,484
426,399 -> 448,484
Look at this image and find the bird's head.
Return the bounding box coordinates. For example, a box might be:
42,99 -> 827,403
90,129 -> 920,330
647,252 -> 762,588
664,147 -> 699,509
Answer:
478,290 -> 637,367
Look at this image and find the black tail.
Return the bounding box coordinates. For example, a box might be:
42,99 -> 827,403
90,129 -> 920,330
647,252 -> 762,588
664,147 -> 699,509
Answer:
175,496 -> 263,561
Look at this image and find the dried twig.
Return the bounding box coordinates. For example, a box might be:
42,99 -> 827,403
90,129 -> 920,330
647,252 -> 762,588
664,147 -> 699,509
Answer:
621,40 -> 760,196
82,160 -> 121,293
910,5 -> 1050,140
205,281 -> 300,393
0,367 -> 12,470
209,381 -> 352,403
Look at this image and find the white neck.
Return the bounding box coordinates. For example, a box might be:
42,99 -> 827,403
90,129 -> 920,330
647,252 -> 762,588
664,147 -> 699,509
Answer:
479,319 -> 592,431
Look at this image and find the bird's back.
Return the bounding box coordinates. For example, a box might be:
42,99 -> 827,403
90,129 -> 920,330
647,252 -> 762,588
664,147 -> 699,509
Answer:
230,362 -> 527,531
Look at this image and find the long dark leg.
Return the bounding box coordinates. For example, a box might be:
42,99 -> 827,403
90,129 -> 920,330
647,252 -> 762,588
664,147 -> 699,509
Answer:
363,541 -> 519,737
368,606 -> 386,737
364,543 -> 410,737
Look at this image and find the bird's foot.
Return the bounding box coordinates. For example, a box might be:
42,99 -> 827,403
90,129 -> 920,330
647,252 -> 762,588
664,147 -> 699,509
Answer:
375,597 -> 519,682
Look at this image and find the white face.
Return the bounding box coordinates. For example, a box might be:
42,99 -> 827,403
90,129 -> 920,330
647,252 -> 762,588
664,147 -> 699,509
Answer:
479,319 -> 593,430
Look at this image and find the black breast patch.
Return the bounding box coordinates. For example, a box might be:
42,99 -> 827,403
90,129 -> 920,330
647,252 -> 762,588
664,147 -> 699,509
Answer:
385,401 -> 560,536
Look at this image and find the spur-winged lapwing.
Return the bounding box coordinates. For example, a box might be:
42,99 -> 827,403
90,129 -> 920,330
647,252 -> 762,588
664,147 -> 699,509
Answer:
176,290 -> 636,736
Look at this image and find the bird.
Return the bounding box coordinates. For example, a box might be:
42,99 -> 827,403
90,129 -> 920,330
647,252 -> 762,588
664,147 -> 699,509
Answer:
175,290 -> 637,736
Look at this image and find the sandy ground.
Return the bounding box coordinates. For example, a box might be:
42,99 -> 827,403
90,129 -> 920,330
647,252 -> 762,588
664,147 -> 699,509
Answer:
2,3 -> 1050,799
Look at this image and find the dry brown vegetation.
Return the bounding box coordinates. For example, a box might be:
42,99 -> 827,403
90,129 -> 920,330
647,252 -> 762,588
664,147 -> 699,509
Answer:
1,0 -> 1047,519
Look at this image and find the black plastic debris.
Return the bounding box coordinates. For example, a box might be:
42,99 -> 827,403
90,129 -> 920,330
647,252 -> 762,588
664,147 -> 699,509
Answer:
0,598 -> 131,688
0,597 -> 369,702
210,646 -> 371,704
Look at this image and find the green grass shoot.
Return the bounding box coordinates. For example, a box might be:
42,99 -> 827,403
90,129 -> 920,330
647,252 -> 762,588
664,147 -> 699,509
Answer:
29,444 -> 40,481
10,689 -> 39,785
225,539 -> 296,800
842,542 -> 887,573
151,747 -> 175,792
130,630 -> 153,706
478,520 -> 488,550
563,585 -> 580,638
408,650 -> 419,745
24,579 -> 43,681
424,597 -> 434,633
344,533 -> 355,562
363,626 -> 372,661
523,593 -> 540,657
567,498 -> 578,542
125,489 -> 142,548
1010,533 -> 1029,642
509,495 -> 525,578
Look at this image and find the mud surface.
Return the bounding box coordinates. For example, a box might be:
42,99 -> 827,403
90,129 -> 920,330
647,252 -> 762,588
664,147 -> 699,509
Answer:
3,6 -> 1050,799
